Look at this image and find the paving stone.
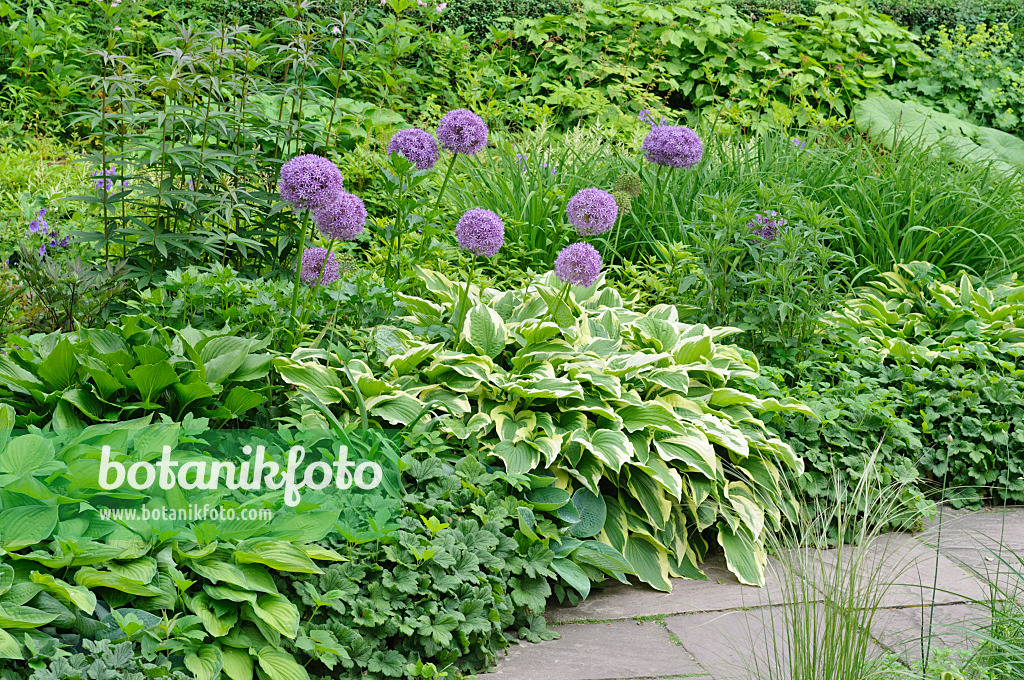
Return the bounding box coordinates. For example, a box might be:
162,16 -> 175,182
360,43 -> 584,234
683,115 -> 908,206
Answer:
919,507 -> 1024,552
869,603 -> 986,664
799,533 -> 987,607
487,620 -> 708,680
936,547 -> 1024,596
665,604 -> 886,680
548,553 -> 811,623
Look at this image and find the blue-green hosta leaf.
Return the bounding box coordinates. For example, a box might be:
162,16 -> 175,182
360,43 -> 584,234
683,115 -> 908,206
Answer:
463,303 -> 508,358
566,488 -> 607,538
551,556 -> 591,599
526,486 -> 571,511
185,644 -> 224,680
30,572 -> 96,614
491,440 -> 540,476
234,540 -> 322,574
625,534 -> 672,592
717,523 -> 766,587
572,539 -> 634,576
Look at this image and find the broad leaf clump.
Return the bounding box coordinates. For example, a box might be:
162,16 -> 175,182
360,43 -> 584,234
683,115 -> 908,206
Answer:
276,268 -> 812,589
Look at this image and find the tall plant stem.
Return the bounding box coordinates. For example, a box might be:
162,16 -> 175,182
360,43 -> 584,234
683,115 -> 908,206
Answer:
287,209 -> 313,344
418,153 -> 459,260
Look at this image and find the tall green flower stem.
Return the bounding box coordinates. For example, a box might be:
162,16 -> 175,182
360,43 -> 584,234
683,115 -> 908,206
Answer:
286,208 -> 313,344
544,281 -> 573,323
303,238 -> 337,325
418,153 -> 459,259
452,257 -> 476,339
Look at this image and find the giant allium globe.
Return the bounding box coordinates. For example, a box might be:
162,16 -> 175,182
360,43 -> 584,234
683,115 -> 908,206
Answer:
387,128 -> 439,170
279,154 -> 344,209
436,109 -> 488,155
554,242 -> 602,288
314,191 -> 367,241
566,188 -> 618,236
299,247 -> 341,286
455,208 -> 504,258
641,126 -> 703,169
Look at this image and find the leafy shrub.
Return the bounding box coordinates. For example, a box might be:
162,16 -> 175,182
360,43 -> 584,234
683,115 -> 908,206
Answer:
283,454 -> 557,680
757,262 -> 1024,514
888,23 -> 1024,135
507,0 -> 927,130
274,267 -> 812,589
0,316 -> 273,429
435,0 -> 577,41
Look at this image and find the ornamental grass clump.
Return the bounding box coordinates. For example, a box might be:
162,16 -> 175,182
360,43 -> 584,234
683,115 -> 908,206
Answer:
387,128 -> 439,170
566,187 -> 618,236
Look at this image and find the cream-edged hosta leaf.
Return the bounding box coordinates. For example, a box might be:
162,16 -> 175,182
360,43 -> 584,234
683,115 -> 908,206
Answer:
185,645 -> 224,680
717,523 -> 766,587
708,387 -> 762,409
463,303 -> 508,359
273,356 -> 347,405
625,534 -> 672,592
630,316 -> 680,353
657,393 -> 705,415
365,393 -> 426,426
698,414 -> 750,458
424,352 -> 493,382
560,393 -> 617,421
672,330 -> 713,365
626,469 -> 671,527
511,320 -> 563,345
605,352 -> 672,377
568,369 -> 622,398
570,429 -> 633,472
412,266 -> 460,303
30,572 -> 96,614
532,434 -> 564,468
632,455 -> 684,501
440,412 -> 492,440
725,481 -> 766,541
757,397 -> 818,419
640,367 -> 690,394
617,401 -> 681,434
508,377 -> 584,400
491,441 -> 540,476
418,387 -> 471,417
385,342 -> 442,376
491,405 -> 537,443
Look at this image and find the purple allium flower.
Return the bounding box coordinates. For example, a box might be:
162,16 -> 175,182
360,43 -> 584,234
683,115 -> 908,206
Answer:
455,208 -> 504,258
641,126 -> 703,169
313,191 -> 367,241
299,247 -> 341,286
554,242 -> 602,288
748,210 -> 788,241
567,188 -> 618,236
436,109 -> 488,156
387,128 -> 439,170
278,154 -> 344,210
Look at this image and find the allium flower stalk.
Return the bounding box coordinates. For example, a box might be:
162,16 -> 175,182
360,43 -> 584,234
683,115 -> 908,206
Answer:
455,208 -> 504,258
748,210 -> 788,241
554,242 -> 602,288
567,188 -> 618,236
641,125 -> 703,169
278,154 -> 344,210
387,128 -> 440,170
436,109 -> 488,156
299,247 -> 341,287
314,191 -> 367,241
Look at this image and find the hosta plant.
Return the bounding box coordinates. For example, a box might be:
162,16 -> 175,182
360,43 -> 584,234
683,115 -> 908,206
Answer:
274,268 -> 813,589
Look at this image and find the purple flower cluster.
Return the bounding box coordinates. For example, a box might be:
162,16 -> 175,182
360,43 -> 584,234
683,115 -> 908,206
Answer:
28,208 -> 71,257
748,210 -> 788,241
436,109 -> 488,156
279,154 -> 344,210
637,109 -> 667,128
387,128 -> 439,170
566,188 -> 618,236
455,208 -> 504,258
299,247 -> 341,286
792,137 -> 806,149
314,192 -> 367,241
94,167 -> 119,193
641,126 -> 703,169
554,242 -> 602,288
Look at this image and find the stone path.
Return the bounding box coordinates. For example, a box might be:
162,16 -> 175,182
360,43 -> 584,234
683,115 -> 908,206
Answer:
486,507 -> 1024,680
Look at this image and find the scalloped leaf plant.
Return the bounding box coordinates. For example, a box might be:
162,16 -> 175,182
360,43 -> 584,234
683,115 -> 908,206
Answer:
274,268 -> 813,590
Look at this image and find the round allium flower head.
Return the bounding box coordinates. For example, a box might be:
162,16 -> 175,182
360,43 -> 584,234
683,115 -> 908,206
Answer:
641,125 -> 703,169
313,191 -> 367,241
436,109 -> 488,155
554,242 -> 602,288
613,172 -> 643,199
455,208 -> 504,258
278,154 -> 344,210
612,190 -> 632,215
387,128 -> 439,170
299,247 -> 341,286
567,188 -> 618,236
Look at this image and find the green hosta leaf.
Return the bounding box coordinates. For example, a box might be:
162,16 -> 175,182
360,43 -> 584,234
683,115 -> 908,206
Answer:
37,338 -> 79,392
618,402 -> 681,434
0,506 -> 58,549
192,592 -> 238,637
257,647 -> 310,680
30,572 -> 96,614
185,644 -> 224,680
566,488 -> 607,538
551,556 -> 591,599
717,523 -> 765,587
251,593 -> 300,638
365,393 -> 426,426
571,429 -> 633,472
0,434 -> 57,476
463,303 -> 508,358
654,434 -> 717,481
526,486 -> 571,511
0,603 -> 58,628
491,440 -> 539,475
572,540 -> 634,576
129,361 -> 180,405
74,567 -> 164,597
0,627 -> 20,660
234,540 -> 322,574
625,534 -> 672,592
222,647 -> 254,680
0,564 -> 12,596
